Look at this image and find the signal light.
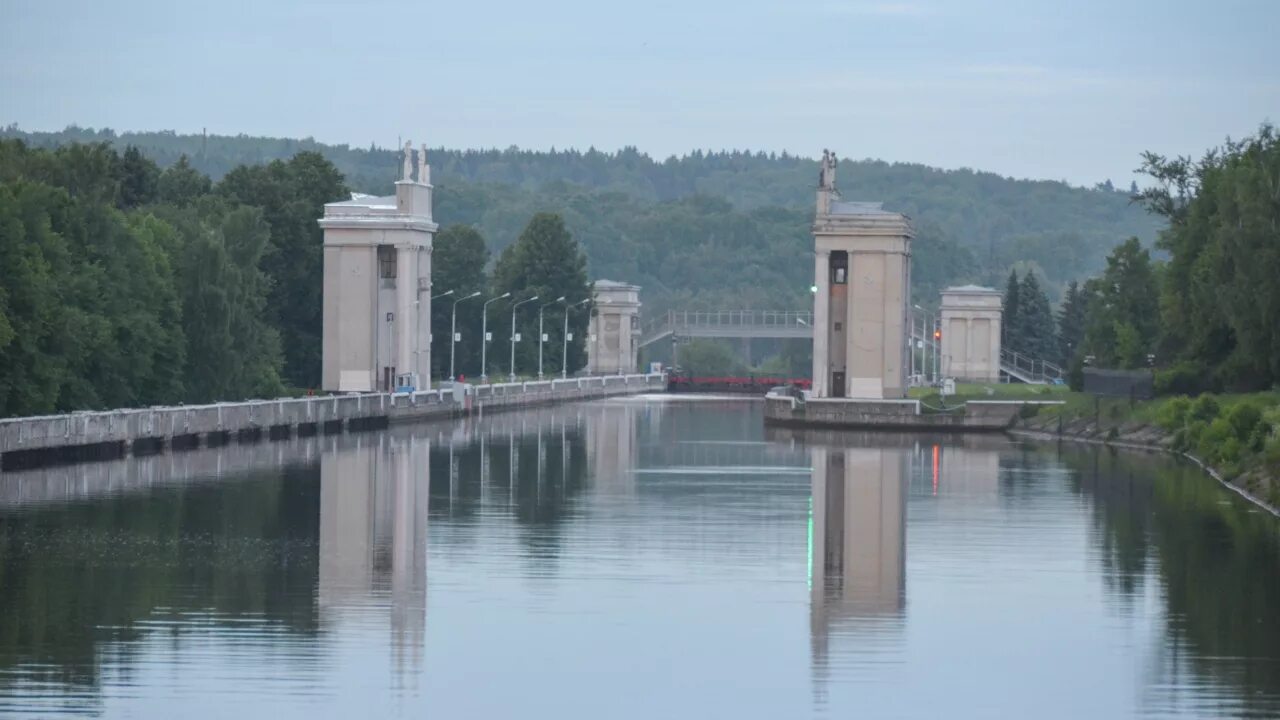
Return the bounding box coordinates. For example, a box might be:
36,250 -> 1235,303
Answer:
933,329 -> 941,340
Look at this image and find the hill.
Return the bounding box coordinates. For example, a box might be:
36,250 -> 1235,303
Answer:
1,125 -> 1163,311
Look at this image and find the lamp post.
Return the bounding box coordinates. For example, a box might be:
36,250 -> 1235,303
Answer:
563,298 -> 589,378
481,292 -> 511,383
510,295 -> 539,382
449,291 -> 481,381
428,289 -> 454,383
538,296 -> 566,379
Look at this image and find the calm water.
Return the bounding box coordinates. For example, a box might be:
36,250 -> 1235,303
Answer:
1,397 -> 1278,719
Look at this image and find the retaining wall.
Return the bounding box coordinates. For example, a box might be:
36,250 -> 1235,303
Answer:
1,373 -> 664,468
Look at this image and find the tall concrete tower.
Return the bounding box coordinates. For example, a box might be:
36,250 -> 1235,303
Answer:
319,143 -> 437,392
811,150 -> 913,399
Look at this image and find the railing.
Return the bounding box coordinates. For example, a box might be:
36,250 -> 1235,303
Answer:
641,310 -> 814,345
1000,349 -> 1064,384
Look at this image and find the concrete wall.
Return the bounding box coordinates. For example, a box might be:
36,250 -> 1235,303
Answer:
763,395 -> 1056,432
0,374 -> 665,466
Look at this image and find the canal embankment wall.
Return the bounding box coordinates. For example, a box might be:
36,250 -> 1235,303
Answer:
0,373 -> 665,470
1009,412 -> 1280,517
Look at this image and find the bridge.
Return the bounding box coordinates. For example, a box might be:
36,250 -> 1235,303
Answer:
640,310 -> 1063,385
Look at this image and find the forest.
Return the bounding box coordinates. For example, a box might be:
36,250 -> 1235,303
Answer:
2,126 -> 1160,313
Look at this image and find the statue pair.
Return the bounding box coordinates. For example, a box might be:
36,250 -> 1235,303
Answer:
402,140 -> 429,183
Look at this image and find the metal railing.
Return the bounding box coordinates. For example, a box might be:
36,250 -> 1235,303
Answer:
640,310 -> 814,345
1000,349 -> 1064,384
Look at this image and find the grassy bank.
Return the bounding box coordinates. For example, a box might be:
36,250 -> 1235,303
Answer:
1015,389 -> 1280,510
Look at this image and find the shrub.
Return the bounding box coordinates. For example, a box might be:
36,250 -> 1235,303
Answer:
1106,427 -> 1120,441
1154,360 -> 1213,396
1197,417 -> 1234,463
1184,420 -> 1209,450
1226,403 -> 1263,442
1188,394 -> 1221,424
1155,396 -> 1192,431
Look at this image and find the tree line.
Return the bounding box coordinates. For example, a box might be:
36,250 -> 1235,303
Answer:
3,125 -> 1161,313
1037,124 -> 1278,394
0,140 -> 591,417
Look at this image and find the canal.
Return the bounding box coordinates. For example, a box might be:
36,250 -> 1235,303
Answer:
1,397 -> 1277,718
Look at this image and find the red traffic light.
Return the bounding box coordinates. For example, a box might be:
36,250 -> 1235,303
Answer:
933,329 -> 941,339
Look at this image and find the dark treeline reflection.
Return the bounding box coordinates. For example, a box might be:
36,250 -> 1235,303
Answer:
1058,445 -> 1280,717
0,465 -> 321,690
0,404 -> 607,709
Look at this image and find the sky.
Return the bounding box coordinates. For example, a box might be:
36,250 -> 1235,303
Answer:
2,0 -> 1275,186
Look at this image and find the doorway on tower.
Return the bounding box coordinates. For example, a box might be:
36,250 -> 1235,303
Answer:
831,371 -> 846,398
382,366 -> 396,393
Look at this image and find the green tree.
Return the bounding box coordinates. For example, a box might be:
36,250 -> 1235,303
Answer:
491,213 -> 591,376
1056,280 -> 1086,366
118,145 -> 159,208
1016,271 -> 1055,360
1080,237 -> 1159,369
1002,270 -> 1021,352
157,155 -> 211,207
429,225 -> 491,378
677,339 -> 743,376
1139,125 -> 1280,390
218,152 -> 346,389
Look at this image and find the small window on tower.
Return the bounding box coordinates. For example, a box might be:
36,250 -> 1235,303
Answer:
830,251 -> 848,285
377,245 -> 397,279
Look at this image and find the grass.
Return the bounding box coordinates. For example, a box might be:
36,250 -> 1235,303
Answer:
908,381 -> 1069,409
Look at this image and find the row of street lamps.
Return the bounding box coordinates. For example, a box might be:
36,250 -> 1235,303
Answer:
433,290 -> 592,384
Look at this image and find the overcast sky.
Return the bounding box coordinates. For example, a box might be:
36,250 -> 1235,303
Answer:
2,0 -> 1275,186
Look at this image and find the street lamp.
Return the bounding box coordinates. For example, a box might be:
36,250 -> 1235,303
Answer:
510,295 -> 539,382
481,292 -> 511,383
562,298 -> 590,379
538,296 -> 566,379
449,291 -> 481,381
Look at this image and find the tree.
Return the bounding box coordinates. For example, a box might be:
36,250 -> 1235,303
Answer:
1017,272 -> 1055,360
1056,280 -> 1086,366
118,145 -> 159,208
218,152 -> 346,389
1002,270 -> 1022,353
430,225 -> 490,378
157,155 -> 210,207
1080,237 -> 1159,369
491,213 -> 591,376
1138,124 -> 1280,390
677,339 -> 743,376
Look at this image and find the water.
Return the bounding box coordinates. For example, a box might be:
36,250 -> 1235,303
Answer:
1,397 -> 1278,719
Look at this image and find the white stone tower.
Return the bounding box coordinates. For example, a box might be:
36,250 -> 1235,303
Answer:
811,150 -> 914,399
939,285 -> 1003,382
587,280 -> 641,374
319,142 -> 437,392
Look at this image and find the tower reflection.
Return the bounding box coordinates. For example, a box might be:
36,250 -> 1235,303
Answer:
318,433 -> 430,684
809,443 -> 908,656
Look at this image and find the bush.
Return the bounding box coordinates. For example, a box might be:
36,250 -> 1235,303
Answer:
1156,396 -> 1192,431
1197,417 -> 1235,463
1226,403 -> 1263,442
1188,394 -> 1221,424
1184,420 -> 1208,449
1155,360 -> 1213,396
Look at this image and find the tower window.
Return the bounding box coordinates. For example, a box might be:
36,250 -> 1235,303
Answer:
377,245 -> 397,279
830,251 -> 848,285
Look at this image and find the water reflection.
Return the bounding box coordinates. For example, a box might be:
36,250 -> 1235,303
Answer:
318,433 -> 430,684
2,401 -> 1279,718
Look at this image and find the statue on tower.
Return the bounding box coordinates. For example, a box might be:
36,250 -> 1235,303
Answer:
819,149 -> 837,190
418,142 -> 428,184
402,140 -> 414,181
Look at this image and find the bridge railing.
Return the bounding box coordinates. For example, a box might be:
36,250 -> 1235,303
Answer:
643,309 -> 814,336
